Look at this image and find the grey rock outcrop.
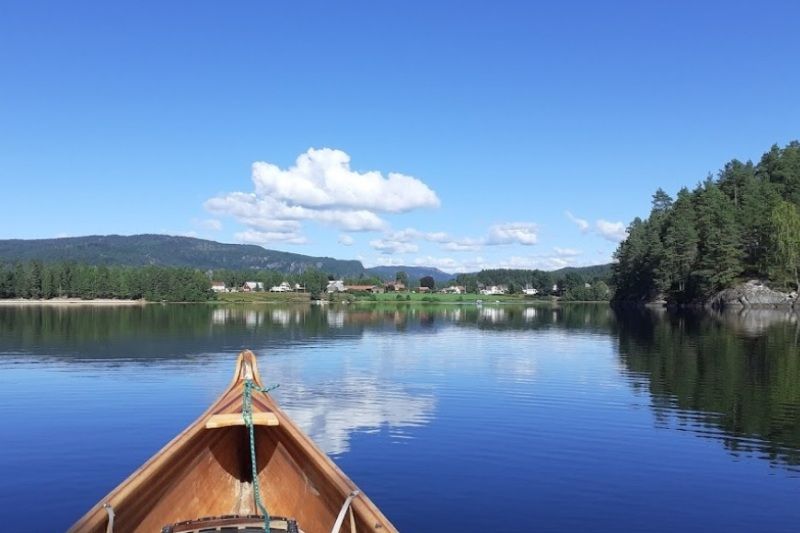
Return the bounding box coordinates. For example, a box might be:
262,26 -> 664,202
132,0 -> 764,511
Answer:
709,280 -> 796,308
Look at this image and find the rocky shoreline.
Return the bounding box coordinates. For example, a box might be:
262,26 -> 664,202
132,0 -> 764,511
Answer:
613,280 -> 799,309
707,280 -> 797,309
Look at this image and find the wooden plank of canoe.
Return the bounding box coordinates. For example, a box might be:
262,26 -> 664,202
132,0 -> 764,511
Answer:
205,412 -> 279,429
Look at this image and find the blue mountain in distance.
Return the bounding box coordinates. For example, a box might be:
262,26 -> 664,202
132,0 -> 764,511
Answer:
363,265 -> 453,283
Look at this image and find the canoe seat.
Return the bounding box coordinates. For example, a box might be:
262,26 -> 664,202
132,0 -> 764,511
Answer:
162,514 -> 298,533
205,412 -> 279,429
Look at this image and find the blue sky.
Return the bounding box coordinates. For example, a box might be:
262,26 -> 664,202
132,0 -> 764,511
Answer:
1,1 -> 799,273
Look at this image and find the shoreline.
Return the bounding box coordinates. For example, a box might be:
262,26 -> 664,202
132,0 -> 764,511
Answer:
0,298 -> 146,306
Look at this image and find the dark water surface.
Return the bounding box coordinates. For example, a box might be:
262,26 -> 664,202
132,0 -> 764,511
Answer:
1,303 -> 799,532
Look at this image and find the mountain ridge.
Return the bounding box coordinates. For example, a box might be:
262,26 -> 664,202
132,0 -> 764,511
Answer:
0,234 -> 609,281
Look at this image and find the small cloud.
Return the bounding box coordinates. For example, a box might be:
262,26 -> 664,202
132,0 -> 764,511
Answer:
567,211 -> 628,243
553,247 -> 581,257
235,229 -> 308,245
565,211 -> 590,233
369,238 -> 419,254
368,254 -> 407,267
367,222 -> 541,256
338,234 -> 355,246
595,219 -> 627,242
442,238 -> 483,252
392,252 -> 585,273
486,222 -> 538,245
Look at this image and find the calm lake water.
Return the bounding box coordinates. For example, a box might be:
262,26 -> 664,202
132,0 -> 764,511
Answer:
1,303 -> 799,532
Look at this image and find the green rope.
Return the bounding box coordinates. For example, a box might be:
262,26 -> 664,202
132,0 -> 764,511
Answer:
243,379 -> 279,532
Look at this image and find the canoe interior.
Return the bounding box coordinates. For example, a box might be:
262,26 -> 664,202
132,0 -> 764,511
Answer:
70,351 -> 395,533
84,424 -> 370,533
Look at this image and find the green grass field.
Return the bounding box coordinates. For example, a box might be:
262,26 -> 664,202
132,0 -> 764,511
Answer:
214,291 -> 311,303
345,292 -> 550,303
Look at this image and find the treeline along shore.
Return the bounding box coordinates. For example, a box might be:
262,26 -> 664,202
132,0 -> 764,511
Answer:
0,263 -> 338,302
613,141 -> 800,306
0,263 -> 214,302
0,260 -> 613,303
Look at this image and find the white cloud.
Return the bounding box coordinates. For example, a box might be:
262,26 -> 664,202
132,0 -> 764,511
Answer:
205,148 -> 438,244
486,222 -> 538,245
566,211 -> 628,243
411,256 -> 466,272
369,228 -> 453,254
362,252 -> 586,273
367,222 -> 541,256
370,254 -> 407,267
595,219 -> 627,242
205,191 -> 385,234
338,234 -> 355,246
369,238 -> 419,254
442,238 -> 483,251
553,247 -> 581,257
565,211 -> 590,232
235,229 -> 308,245
252,148 -> 440,212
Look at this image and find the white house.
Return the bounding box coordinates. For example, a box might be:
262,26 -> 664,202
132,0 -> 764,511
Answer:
241,281 -> 264,292
269,281 -> 293,292
441,285 -> 465,294
522,287 -> 538,296
210,281 -> 227,293
480,285 -> 506,296
326,280 -> 346,293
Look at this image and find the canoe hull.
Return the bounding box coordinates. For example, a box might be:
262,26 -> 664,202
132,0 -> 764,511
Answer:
69,350 -> 397,533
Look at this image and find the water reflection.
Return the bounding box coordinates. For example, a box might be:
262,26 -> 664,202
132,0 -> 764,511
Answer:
1,302 -> 799,471
277,376 -> 435,456
3,302 -> 800,531
614,307 -> 800,469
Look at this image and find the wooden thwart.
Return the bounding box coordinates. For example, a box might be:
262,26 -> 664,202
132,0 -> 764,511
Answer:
205,412 -> 279,429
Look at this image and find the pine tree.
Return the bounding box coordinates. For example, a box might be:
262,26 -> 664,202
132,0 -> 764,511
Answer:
662,188 -> 698,297
770,200 -> 800,291
693,183 -> 742,294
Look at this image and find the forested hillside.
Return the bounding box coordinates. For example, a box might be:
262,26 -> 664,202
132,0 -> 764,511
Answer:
0,234 -> 363,277
613,141 -> 800,303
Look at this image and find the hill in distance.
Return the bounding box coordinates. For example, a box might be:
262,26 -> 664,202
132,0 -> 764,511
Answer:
0,234 -> 364,277
0,234 -> 610,281
364,265 -> 453,284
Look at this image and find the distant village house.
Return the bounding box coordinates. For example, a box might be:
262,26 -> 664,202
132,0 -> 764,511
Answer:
479,285 -> 507,296
241,281 -> 264,292
326,280 -> 346,293
384,281 -> 406,292
210,281 -> 227,293
345,284 -> 385,293
440,285 -> 465,294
